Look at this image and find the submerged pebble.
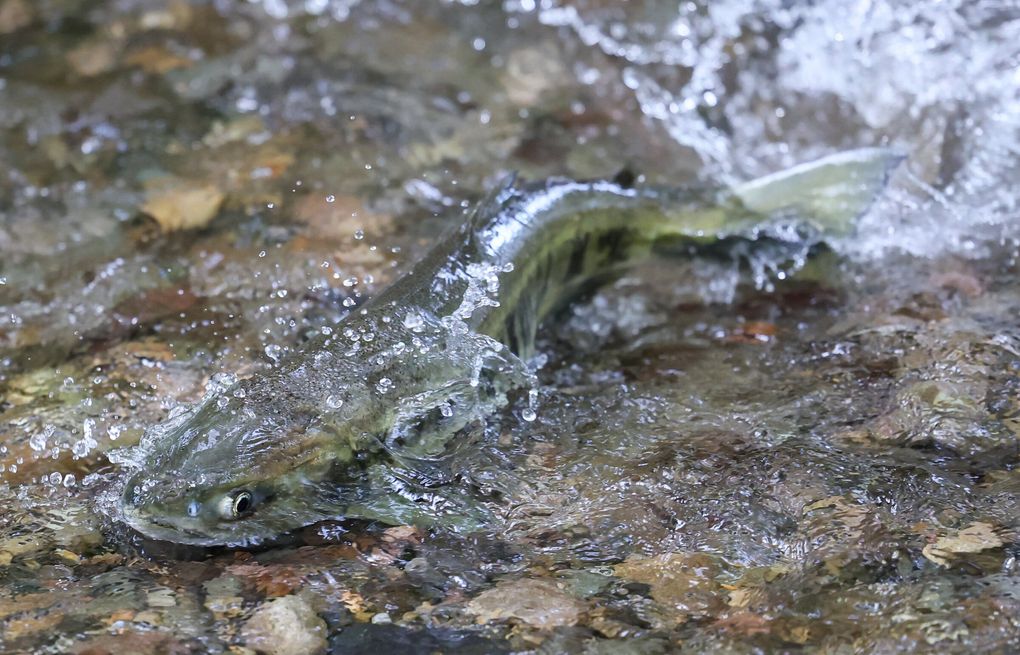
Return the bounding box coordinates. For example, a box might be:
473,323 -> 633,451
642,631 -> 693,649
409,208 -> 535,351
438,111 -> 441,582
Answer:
241,595 -> 327,655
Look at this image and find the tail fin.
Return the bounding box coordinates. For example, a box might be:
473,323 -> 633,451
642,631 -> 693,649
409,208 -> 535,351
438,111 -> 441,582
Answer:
734,148 -> 904,235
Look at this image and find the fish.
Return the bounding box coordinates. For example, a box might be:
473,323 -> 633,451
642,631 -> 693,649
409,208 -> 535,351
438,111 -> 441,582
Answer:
119,148 -> 902,545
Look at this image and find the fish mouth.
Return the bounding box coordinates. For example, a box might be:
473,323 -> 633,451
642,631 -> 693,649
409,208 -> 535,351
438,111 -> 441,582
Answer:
119,504 -> 237,546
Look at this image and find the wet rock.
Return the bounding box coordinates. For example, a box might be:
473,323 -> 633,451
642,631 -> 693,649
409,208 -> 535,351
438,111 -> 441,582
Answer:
329,624 -> 506,655
466,577 -> 585,629
70,631 -> 197,655
0,534 -> 49,566
227,562 -> 305,598
241,595 -> 327,655
202,574 -> 245,619
4,611 -> 64,643
138,0 -> 194,31
502,44 -> 570,107
141,178 -> 226,232
124,45 -> 194,74
922,521 -> 1007,567
613,552 -> 725,619
67,40 -> 121,77
291,193 -> 391,241
0,0 -> 31,33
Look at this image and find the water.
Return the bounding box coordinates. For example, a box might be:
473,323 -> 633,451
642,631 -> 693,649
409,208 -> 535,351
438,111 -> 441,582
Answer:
1,1 -> 1019,652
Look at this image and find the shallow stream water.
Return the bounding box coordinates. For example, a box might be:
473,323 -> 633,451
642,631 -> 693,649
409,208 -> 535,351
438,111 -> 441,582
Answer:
1,1 -> 1019,653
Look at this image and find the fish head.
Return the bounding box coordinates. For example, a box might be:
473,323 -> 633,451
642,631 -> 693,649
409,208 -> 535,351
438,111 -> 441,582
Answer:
119,375 -> 381,545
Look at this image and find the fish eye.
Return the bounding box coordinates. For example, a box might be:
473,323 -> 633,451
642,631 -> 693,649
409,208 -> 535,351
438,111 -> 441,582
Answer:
217,490 -> 255,519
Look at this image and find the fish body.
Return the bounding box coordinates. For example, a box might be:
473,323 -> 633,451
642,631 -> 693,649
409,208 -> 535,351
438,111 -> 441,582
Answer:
120,149 -> 901,545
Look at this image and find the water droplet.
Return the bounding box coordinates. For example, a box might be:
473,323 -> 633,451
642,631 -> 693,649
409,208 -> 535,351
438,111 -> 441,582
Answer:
376,377 -> 393,394
353,229 -> 364,240
72,435 -> 97,458
522,387 -> 539,422
326,194 -> 336,203
208,372 -> 237,393
63,474 -> 76,488
402,312 -> 425,332
264,344 -> 283,363
343,276 -> 358,287
29,428 -> 50,452
342,297 -> 357,307
258,250 -> 267,258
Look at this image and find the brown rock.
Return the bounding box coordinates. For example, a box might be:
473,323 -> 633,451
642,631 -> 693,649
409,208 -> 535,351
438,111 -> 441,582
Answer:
613,552 -> 725,616
291,193 -> 390,241
241,595 -> 327,655
67,40 -> 120,77
467,578 -> 584,629
0,0 -> 32,34
141,178 -> 225,232
124,45 -> 193,74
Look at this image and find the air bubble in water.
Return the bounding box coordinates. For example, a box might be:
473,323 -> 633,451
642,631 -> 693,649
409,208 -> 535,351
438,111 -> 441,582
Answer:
326,395 -> 344,409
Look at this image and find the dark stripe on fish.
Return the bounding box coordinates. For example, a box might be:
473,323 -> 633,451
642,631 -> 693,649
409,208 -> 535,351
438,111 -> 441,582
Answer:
597,227 -> 630,262
567,233 -> 591,279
